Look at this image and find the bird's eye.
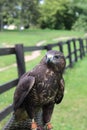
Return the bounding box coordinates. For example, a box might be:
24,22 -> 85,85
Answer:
54,55 -> 60,59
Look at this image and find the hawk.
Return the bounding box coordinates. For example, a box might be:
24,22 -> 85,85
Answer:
13,50 -> 66,130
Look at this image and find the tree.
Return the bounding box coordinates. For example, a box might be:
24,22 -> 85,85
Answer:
0,0 -> 40,30
0,0 -> 5,30
71,0 -> 87,31
20,0 -> 40,28
0,0 -> 19,30
39,0 -> 76,30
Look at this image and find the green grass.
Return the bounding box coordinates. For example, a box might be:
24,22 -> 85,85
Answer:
0,29 -> 85,68
0,29 -> 85,47
0,55 -> 87,130
52,56 -> 87,130
0,29 -> 87,129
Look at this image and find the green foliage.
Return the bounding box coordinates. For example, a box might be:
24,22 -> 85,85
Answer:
39,0 -> 87,30
39,0 -> 77,30
71,0 -> 87,31
0,0 -> 20,30
0,0 -> 40,30
20,0 -> 39,28
1,0 -> 87,30
72,14 -> 87,31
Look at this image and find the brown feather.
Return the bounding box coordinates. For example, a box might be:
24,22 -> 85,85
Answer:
13,50 -> 66,125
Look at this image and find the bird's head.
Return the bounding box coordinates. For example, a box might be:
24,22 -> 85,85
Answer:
44,50 -> 66,73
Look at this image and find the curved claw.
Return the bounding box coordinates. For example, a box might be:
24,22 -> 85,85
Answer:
31,121 -> 37,130
46,122 -> 53,130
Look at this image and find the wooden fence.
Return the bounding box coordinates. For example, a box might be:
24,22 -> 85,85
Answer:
0,38 -> 87,122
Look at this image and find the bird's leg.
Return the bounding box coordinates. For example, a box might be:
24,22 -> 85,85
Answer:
31,119 -> 37,130
45,122 -> 52,130
25,101 -> 38,130
42,103 -> 54,130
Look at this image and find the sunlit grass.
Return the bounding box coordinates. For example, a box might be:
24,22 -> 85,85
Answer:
52,56 -> 87,130
0,29 -> 87,129
0,29 -> 85,68
0,29 -> 85,47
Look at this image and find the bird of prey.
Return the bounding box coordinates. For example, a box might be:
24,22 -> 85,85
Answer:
13,50 -> 66,130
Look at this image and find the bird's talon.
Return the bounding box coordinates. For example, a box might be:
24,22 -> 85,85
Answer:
46,122 -> 53,130
31,122 -> 37,130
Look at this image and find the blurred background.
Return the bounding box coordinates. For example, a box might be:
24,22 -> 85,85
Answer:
0,0 -> 87,130
0,0 -> 87,31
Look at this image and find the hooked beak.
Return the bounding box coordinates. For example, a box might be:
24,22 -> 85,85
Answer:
46,54 -> 54,64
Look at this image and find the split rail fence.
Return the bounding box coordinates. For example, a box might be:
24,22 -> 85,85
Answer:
0,38 -> 87,123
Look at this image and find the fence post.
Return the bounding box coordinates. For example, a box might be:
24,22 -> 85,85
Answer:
58,42 -> 63,53
15,44 -> 26,78
78,38 -> 83,59
81,39 -> 85,56
85,38 -> 87,53
67,40 -> 73,67
72,39 -> 78,62
45,44 -> 52,51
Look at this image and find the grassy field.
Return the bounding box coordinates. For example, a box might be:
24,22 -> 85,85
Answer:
52,56 -> 87,130
0,29 -> 87,130
0,29 -> 85,68
0,29 -> 85,47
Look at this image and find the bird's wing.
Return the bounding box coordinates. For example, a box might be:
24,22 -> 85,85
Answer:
13,75 -> 35,110
55,78 -> 65,104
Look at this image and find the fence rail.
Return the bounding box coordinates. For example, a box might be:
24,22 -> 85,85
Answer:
0,38 -> 87,122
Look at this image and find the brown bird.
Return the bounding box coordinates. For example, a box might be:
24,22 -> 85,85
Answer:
13,50 -> 66,130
